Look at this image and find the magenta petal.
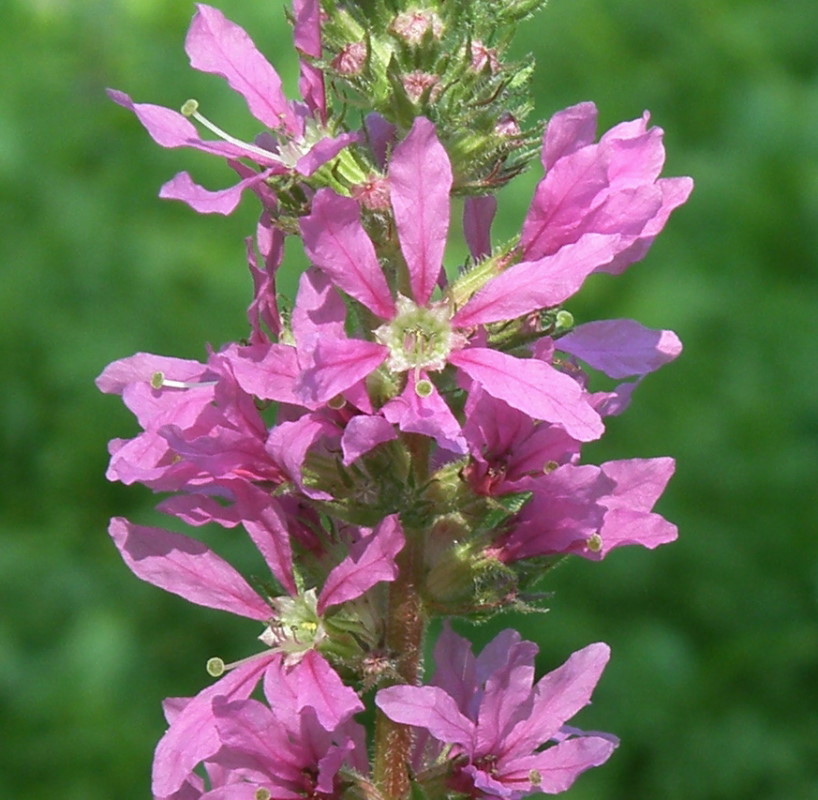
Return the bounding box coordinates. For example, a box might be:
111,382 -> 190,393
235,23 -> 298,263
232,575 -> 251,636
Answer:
598,508 -> 677,555
107,89 -> 259,161
300,190 -> 396,319
558,319 -> 682,379
504,643 -> 610,756
265,415 -> 337,499
292,0 -> 325,118
109,517 -> 270,620
295,650 -> 365,729
450,348 -> 603,442
238,491 -> 297,596
381,374 -> 467,454
453,234 -> 619,327
542,102 -> 598,170
295,132 -> 360,176
318,515 -> 404,613
222,342 -> 300,405
376,685 -> 475,749
185,5 -> 298,134
159,170 -> 274,215
152,654 -> 278,797
299,337 -> 387,404
601,457 -> 675,511
389,117 -> 451,304
341,415 -> 397,465
463,195 -> 497,260
500,736 -> 616,794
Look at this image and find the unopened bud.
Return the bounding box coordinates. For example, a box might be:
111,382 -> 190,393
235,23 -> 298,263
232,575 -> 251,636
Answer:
332,41 -> 367,76
389,9 -> 444,45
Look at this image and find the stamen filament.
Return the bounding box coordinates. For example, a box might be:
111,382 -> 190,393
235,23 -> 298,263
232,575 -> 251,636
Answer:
181,98 -> 283,164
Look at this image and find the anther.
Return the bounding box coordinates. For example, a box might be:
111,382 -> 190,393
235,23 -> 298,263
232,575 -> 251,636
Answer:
587,532 -> 603,553
150,371 -> 217,391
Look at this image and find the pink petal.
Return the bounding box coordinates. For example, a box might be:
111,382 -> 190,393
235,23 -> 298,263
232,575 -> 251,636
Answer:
159,169 -> 274,215
381,374 -> 467,454
300,190 -> 395,319
237,490 -> 297,595
109,517 -> 270,620
449,348 -> 603,442
265,415 -> 337,499
542,102 -> 598,170
152,654 -> 278,797
341,415 -> 397,465
294,650 -> 365,729
107,89 -> 269,161
185,5 -> 298,134
221,342 -> 301,405
463,195 -> 497,260
389,117 -> 451,304
453,234 -> 619,327
318,515 -> 405,613
499,736 -> 616,794
600,457 -> 676,512
558,319 -> 682,379
504,643 -> 610,756
376,685 -> 475,749
292,0 -> 325,119
596,508 -> 677,556
298,337 -> 387,405
295,132 -> 360,176
364,113 -> 396,169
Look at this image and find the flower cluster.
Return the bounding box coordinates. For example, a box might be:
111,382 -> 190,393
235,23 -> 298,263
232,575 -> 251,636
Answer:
101,3 -> 691,799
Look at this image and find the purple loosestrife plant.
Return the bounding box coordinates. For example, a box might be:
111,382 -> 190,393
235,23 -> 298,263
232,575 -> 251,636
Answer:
101,2 -> 691,798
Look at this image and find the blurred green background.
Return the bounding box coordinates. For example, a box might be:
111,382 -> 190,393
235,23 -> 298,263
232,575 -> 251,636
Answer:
1,0 -> 816,797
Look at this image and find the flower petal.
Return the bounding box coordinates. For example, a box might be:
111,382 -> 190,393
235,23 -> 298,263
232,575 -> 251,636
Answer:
463,195 -> 497,260
108,517 -> 270,620
453,234 -> 619,327
376,685 -> 475,749
558,319 -> 682,379
185,4 -> 298,134
300,190 -> 396,319
449,348 -> 603,442
389,117 -> 451,304
318,515 -> 404,613
341,415 -> 398,465
159,169 -> 274,215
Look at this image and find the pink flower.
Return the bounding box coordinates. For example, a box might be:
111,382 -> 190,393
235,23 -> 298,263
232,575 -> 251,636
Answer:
109,4 -> 358,215
297,116 -> 614,448
521,101 -> 693,274
109,514 -> 403,797
376,625 -> 617,798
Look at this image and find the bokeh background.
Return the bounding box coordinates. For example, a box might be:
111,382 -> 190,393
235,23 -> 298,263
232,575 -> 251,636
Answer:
2,0 -> 816,797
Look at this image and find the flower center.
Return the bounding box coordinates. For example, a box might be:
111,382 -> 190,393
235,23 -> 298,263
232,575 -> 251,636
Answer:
375,296 -> 455,374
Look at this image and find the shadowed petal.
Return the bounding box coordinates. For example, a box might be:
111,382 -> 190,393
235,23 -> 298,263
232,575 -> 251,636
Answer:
318,515 -> 404,613
558,319 -> 682,379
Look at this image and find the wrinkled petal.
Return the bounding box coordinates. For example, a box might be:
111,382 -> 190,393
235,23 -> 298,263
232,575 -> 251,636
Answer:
340,415 -> 397,465
300,190 -> 395,319
159,169 -> 275,215
389,117 -> 451,305
295,132 -> 360,176
542,101 -> 598,170
152,654 -> 278,797
503,643 -> 610,756
293,650 -> 365,729
376,685 -> 475,749
298,337 -> 387,405
450,347 -> 603,442
109,517 -> 270,620
381,373 -> 467,454
453,234 -> 619,327
318,515 -> 404,613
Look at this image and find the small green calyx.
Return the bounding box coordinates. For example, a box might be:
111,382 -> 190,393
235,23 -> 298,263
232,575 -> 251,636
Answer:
259,589 -> 326,656
375,296 -> 457,374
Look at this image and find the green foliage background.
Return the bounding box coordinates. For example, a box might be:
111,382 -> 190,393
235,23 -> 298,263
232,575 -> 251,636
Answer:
1,0 -> 816,797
